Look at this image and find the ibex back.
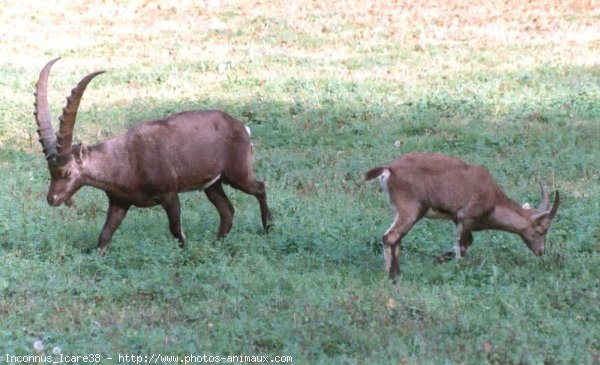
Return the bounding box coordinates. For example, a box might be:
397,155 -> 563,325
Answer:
34,58 -> 271,256
365,153 -> 559,278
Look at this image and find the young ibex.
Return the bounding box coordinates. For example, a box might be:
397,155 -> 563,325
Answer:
33,58 -> 271,256
365,153 -> 560,277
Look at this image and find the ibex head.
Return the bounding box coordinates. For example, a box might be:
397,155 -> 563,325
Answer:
520,183 -> 560,256
33,57 -> 104,207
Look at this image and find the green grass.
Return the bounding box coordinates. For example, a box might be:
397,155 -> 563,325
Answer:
0,1 -> 599,363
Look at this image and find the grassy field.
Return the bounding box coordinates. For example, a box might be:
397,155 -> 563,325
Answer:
0,0 -> 599,363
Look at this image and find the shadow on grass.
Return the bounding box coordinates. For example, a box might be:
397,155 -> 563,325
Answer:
3,64 -> 599,269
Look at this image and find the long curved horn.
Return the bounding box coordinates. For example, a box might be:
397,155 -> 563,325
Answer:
56,70 -> 105,164
549,191 -> 560,220
538,182 -> 550,211
34,57 -> 61,165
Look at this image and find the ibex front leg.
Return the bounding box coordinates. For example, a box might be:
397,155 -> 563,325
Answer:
97,201 -> 130,256
204,182 -> 234,239
160,193 -> 186,247
435,221 -> 474,263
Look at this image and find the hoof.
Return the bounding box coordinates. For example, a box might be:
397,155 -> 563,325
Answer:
434,251 -> 455,264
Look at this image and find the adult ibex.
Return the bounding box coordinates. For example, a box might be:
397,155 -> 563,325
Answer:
365,153 -> 560,277
34,58 -> 271,256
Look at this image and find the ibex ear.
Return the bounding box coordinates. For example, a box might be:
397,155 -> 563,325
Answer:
74,143 -> 89,164
522,202 -> 531,210
530,211 -> 550,226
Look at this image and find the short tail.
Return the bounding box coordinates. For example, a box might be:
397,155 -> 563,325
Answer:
364,166 -> 388,181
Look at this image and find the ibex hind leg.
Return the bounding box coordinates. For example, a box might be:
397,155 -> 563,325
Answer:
204,181 -> 234,239
230,176 -> 272,233
382,207 -> 420,278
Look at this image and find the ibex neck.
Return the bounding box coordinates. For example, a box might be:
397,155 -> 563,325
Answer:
488,198 -> 530,234
81,142 -> 130,194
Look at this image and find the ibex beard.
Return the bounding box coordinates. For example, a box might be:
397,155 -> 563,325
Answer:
34,58 -> 272,256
